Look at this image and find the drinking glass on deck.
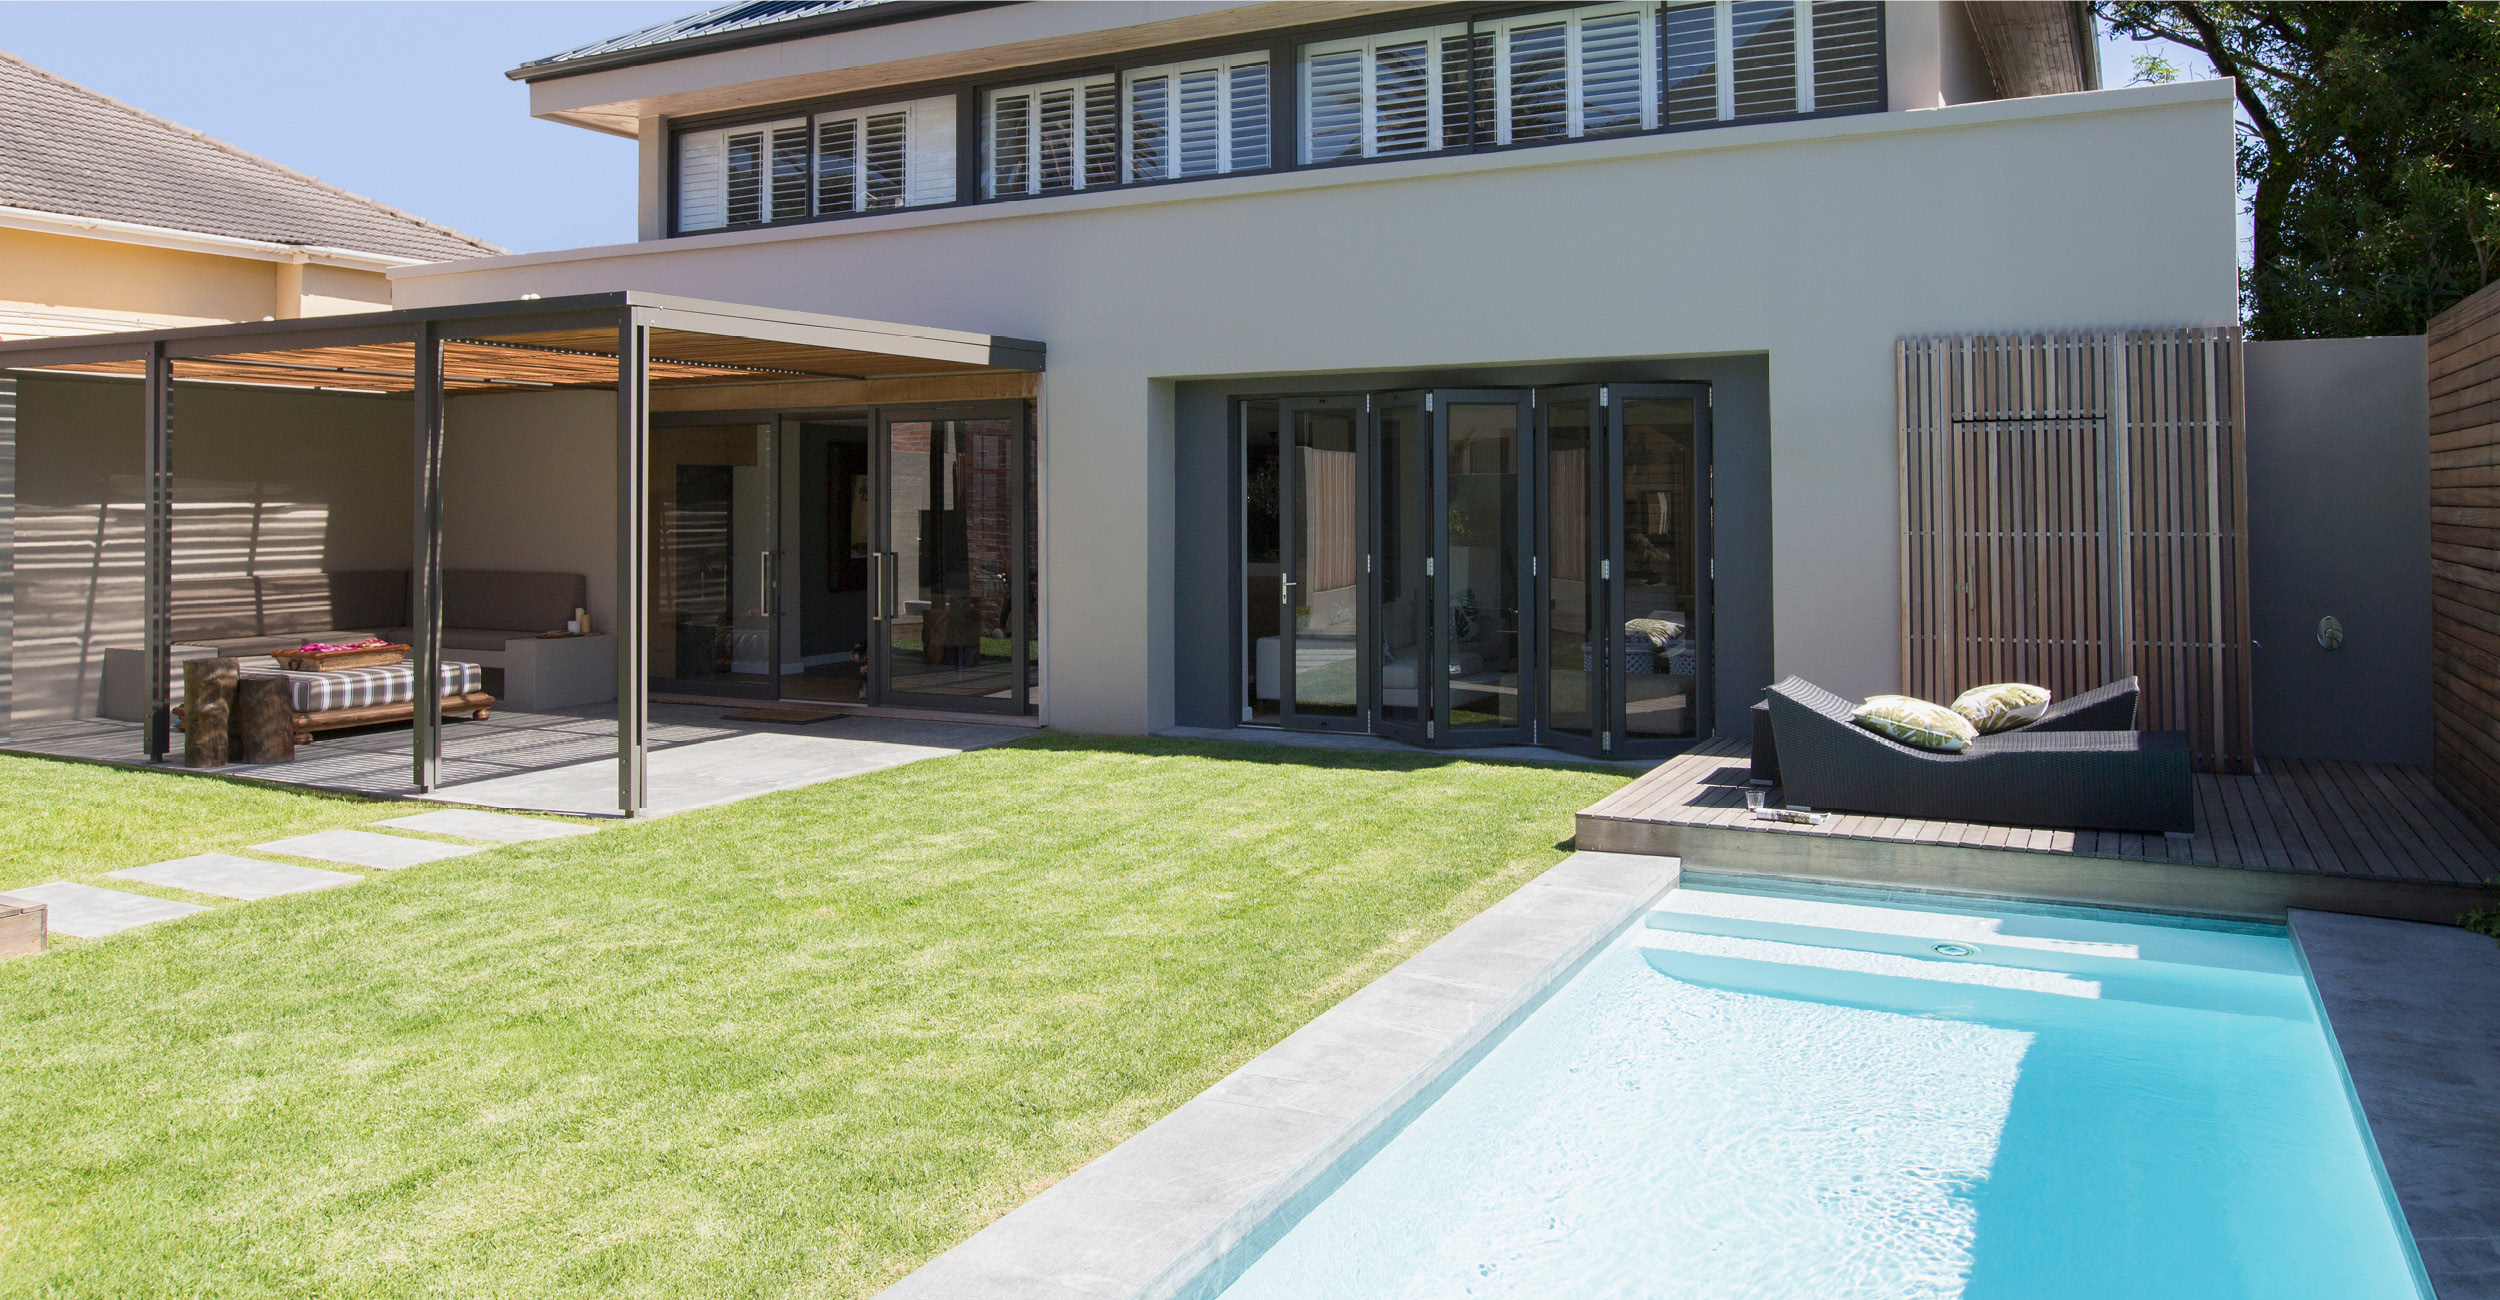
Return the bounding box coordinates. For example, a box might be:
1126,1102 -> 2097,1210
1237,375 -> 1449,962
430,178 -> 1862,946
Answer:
1745,789 -> 1767,814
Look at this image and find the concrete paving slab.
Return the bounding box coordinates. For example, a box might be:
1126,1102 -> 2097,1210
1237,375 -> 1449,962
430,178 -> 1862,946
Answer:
421,718 -> 1031,817
2292,909 -> 2500,1300
874,850 -> 1681,1300
375,809 -> 596,843
251,830 -> 483,871
4,882 -> 206,938
106,854 -> 361,900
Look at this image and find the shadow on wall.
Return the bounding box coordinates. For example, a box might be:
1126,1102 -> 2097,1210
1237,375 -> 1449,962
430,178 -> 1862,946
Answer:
13,478 -> 336,727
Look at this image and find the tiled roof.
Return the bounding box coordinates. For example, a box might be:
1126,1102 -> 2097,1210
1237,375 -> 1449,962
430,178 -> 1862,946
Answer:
0,50 -> 502,263
515,0 -> 981,79
526,1 -> 891,66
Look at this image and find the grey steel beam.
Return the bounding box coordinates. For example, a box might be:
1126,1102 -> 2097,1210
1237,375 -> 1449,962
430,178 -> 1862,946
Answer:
0,373 -> 14,739
411,322 -> 446,791
142,343 -> 173,762
615,315 -> 651,815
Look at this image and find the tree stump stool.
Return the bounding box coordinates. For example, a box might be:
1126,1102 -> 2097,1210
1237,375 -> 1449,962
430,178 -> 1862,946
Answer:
231,677 -> 296,765
182,658 -> 238,768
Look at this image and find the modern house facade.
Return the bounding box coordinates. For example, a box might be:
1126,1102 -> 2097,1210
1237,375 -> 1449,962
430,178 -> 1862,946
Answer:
0,1 -> 2244,774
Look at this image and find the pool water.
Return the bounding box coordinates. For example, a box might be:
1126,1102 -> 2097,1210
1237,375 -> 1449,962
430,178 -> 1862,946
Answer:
1214,882 -> 2426,1300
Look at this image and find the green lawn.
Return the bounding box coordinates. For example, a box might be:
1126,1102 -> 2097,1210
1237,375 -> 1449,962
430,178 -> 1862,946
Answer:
0,737 -> 1627,1298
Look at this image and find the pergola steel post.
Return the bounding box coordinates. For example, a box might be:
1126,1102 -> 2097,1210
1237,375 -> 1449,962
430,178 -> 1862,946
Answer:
616,313 -> 650,815
410,323 -> 445,791
142,342 -> 174,762
0,372 -> 15,739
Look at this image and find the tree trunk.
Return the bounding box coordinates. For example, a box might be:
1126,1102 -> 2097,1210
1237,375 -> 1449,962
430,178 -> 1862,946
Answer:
231,677 -> 296,765
182,658 -> 238,768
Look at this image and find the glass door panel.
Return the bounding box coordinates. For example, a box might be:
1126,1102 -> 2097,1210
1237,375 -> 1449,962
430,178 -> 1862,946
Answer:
1279,398 -> 1366,730
1538,391 -> 1600,752
651,423 -> 778,697
1240,401 -> 1283,723
781,415 -> 873,704
874,413 -> 1026,711
1372,395 -> 1429,742
1616,388 -> 1710,746
1438,392 -> 1531,743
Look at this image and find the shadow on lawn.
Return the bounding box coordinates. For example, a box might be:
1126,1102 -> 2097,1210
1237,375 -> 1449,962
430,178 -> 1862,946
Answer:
1001,731 -> 1636,779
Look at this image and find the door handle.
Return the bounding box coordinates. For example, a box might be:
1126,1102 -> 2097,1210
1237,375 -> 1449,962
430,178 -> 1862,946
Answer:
1279,574 -> 1297,605
886,552 -> 902,619
868,551 -> 882,622
758,551 -> 772,614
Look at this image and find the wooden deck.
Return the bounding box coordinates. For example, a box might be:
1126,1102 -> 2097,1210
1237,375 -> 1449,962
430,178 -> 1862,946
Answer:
1578,738 -> 2500,922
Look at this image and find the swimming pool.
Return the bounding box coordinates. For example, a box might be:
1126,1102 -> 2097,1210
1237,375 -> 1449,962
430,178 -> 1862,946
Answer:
1209,881 -> 2428,1300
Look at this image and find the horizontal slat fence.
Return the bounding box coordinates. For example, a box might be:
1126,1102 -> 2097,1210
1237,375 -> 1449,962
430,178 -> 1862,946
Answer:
1900,328 -> 2253,772
2428,278 -> 2500,837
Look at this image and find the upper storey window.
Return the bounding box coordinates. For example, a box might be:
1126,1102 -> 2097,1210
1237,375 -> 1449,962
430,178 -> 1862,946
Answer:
1301,1 -> 1880,164
676,95 -> 955,233
986,51 -> 1271,198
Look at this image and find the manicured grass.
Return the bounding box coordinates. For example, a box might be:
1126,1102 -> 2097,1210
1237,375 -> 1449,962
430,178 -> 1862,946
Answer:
0,737 -> 1627,1298
0,758 -> 575,932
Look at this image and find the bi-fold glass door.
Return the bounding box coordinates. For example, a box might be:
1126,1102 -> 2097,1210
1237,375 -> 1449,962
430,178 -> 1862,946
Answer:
1535,384 -> 1713,756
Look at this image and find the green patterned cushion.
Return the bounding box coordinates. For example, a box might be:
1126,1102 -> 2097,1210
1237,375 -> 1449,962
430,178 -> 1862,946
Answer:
1951,682 -> 2053,734
1852,695 -> 1978,752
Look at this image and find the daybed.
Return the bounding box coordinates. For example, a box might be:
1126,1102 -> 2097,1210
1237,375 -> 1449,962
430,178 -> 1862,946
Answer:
1762,676 -> 2193,834
1750,675 -> 2144,785
176,660 -> 495,745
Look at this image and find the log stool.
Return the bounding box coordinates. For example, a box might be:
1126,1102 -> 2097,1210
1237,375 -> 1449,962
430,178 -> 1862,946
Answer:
232,676 -> 296,765
182,658 -> 239,768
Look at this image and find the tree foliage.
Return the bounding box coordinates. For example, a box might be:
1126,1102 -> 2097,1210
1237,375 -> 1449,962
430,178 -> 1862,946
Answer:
2098,2 -> 2500,338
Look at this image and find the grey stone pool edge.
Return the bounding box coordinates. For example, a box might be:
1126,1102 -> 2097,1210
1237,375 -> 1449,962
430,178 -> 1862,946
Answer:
874,850 -> 1683,1300
2290,910 -> 2500,1300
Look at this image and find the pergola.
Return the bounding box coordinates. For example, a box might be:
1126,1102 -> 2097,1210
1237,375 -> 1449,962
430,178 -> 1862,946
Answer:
0,292 -> 1045,814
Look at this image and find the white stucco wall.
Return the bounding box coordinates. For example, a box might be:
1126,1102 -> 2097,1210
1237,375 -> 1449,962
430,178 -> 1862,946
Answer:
395,81 -> 2240,734
443,391 -> 619,635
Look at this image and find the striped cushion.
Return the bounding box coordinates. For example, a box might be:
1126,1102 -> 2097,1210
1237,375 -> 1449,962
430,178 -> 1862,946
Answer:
244,662 -> 482,713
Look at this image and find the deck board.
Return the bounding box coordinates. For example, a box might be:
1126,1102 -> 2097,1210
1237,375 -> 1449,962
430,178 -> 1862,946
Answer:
1575,740 -> 2500,922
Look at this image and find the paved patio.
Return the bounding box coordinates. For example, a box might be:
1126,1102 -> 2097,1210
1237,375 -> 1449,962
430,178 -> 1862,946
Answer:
0,703 -> 1036,816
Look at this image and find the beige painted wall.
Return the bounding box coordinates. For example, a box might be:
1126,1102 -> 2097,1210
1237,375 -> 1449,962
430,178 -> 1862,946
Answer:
9,377 -> 413,726
442,390 -> 619,637
397,81 -> 2242,734
0,225 -> 395,341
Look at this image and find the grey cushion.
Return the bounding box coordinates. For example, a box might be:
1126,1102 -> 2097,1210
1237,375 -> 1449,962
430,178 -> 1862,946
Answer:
326,570 -> 409,630
444,570 -> 585,635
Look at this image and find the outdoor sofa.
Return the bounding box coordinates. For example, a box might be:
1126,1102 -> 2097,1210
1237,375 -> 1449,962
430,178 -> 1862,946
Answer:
1750,675 -> 2143,785
1762,676 -> 2194,834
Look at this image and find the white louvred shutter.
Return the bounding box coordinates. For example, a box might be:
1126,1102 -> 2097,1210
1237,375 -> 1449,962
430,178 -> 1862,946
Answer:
677,129 -> 727,232
1577,8 -> 1650,135
1228,60 -> 1269,171
1303,46 -> 1365,163
1175,67 -> 1223,177
907,95 -> 957,207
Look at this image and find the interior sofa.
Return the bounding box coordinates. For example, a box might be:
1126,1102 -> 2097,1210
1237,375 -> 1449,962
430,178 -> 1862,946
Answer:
100,570 -> 588,721
1763,676 -> 2193,834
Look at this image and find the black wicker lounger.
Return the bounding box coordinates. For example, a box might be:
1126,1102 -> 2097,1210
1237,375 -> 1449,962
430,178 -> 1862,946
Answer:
1763,676 -> 2193,834
1749,675 -> 2144,784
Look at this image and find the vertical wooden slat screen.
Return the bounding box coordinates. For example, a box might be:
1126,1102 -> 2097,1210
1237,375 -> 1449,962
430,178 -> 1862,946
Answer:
2428,279 -> 2500,837
1899,327 -> 2253,772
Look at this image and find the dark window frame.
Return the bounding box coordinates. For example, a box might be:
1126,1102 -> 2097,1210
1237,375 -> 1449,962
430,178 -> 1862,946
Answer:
665,1 -> 1888,238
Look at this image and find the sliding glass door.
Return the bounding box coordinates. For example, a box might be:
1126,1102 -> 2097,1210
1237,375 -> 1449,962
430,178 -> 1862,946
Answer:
1535,383 -> 1712,756
1433,391 -> 1534,746
651,423 -> 781,698
870,406 -> 1033,714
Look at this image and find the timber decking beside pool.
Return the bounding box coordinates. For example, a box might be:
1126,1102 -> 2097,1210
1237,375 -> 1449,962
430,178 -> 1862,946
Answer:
1578,738 -> 2500,923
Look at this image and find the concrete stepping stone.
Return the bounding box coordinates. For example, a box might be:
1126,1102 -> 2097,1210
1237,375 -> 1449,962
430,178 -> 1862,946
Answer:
375,809 -> 595,843
252,830 -> 483,871
107,853 -> 360,901
3,882 -> 206,938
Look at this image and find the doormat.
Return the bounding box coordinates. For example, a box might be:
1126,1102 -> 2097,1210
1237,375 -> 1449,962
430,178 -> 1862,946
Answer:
724,707 -> 849,725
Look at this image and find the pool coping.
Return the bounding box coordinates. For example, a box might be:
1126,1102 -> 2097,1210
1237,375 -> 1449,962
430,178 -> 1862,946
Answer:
872,850 -> 1682,1300
2290,910 -> 2500,1300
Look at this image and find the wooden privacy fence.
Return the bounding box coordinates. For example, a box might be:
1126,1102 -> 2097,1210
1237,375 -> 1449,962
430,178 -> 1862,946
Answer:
1898,328 -> 2253,772
2429,279 -> 2500,837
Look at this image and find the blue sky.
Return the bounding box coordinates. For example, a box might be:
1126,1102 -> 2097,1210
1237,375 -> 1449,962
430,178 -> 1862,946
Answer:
1,2 -> 689,253
0,4 -> 2225,259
